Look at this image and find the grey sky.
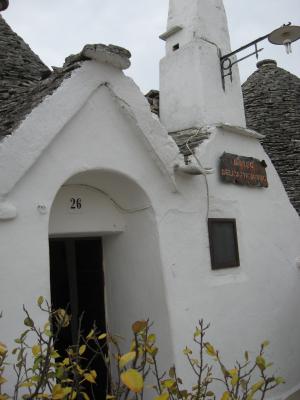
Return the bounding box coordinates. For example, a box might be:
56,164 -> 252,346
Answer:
3,0 -> 300,93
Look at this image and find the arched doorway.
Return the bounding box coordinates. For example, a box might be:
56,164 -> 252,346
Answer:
49,181 -> 126,398
48,170 -> 172,398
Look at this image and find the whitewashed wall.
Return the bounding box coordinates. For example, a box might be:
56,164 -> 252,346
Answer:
0,59 -> 299,400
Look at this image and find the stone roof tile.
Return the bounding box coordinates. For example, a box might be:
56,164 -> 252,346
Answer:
242,59 -> 300,215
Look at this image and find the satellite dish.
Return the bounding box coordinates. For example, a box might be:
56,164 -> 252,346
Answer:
268,24 -> 300,54
0,0 -> 9,11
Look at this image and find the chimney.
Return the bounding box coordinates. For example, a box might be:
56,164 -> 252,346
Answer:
159,0 -> 246,133
0,0 -> 9,11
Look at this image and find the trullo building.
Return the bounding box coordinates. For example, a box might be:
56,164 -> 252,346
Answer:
0,1 -> 300,399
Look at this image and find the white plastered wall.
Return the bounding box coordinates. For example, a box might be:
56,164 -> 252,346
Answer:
0,59 -> 299,399
0,63 -> 178,390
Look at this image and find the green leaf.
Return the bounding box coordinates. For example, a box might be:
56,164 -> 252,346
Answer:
37,296 -> 44,307
169,367 -> 175,378
275,377 -> 285,384
24,317 -> 34,327
193,327 -> 201,338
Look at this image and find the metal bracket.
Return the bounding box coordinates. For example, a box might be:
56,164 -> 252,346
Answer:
220,32 -> 269,90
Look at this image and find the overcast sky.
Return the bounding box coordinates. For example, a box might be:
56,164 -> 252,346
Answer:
3,0 -> 300,93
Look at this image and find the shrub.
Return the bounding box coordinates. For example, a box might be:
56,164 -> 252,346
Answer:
0,298 -> 284,400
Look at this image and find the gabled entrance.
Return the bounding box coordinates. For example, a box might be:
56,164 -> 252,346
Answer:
49,237 -> 107,398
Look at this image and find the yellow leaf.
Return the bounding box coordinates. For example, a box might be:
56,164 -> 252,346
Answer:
205,343 -> 216,357
0,342 -> 7,356
55,309 -> 70,328
0,376 -> 7,385
119,351 -> 136,369
228,369 -> 238,377
147,346 -> 158,356
79,345 -> 86,355
231,374 -> 238,387
162,379 -> 175,389
84,370 -> 97,384
62,357 -> 70,366
129,339 -> 136,351
37,296 -> 44,307
32,344 -> 41,357
250,379 -> 264,394
71,391 -> 77,400
51,351 -> 60,359
106,396 -> 116,400
98,333 -> 107,340
262,340 -> 270,348
220,392 -> 231,400
81,392 -> 90,400
121,369 -> 144,393
19,381 -> 35,388
132,320 -> 147,334
52,384 -> 64,400
183,347 -> 192,355
86,329 -> 95,340
154,393 -> 169,400
148,334 -> 156,344
256,356 -> 266,371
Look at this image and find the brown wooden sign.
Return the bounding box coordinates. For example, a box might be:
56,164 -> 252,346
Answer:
220,153 -> 268,188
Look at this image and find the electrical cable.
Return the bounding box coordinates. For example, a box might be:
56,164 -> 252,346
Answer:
63,184 -> 152,214
184,130 -> 211,220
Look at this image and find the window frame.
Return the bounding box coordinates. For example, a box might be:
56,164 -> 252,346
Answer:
207,218 -> 240,270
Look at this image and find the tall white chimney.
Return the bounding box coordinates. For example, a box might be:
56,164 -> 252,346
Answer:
159,0 -> 246,132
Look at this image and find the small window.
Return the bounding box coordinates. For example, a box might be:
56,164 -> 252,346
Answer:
208,218 -> 240,270
173,43 -> 180,51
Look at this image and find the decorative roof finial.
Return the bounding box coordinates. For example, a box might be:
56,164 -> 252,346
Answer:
0,0 -> 9,11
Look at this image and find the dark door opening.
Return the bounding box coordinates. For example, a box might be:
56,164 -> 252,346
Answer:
49,237 -> 107,399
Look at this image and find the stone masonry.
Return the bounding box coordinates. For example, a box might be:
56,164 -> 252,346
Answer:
242,60 -> 300,215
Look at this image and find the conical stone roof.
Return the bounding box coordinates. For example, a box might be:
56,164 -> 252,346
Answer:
242,59 -> 300,215
0,16 -> 82,138
0,16 -> 132,139
0,15 -> 50,89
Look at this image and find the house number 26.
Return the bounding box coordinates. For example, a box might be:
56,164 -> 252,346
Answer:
70,198 -> 82,210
